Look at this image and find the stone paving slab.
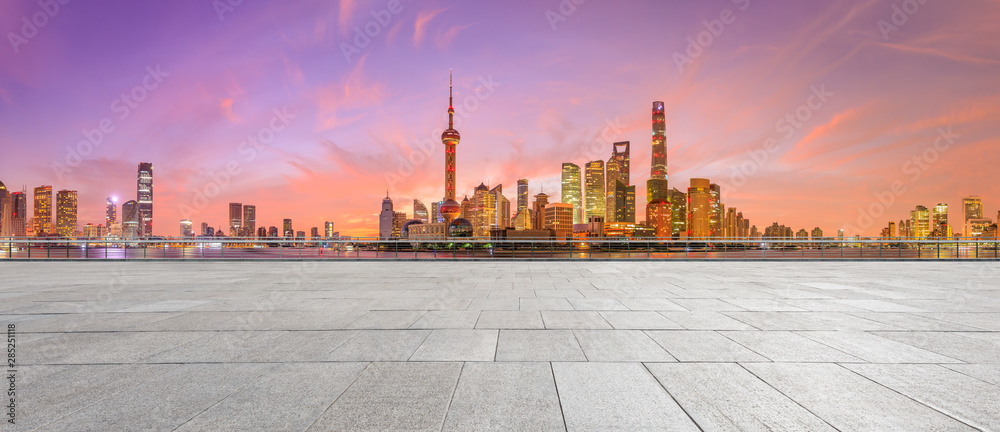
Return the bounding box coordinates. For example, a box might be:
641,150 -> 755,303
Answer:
1,261 -> 998,431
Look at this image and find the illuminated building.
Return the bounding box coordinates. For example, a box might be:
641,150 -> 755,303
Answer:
379,194 -> 394,239
561,163 -> 582,224
709,184 -> 722,237
687,179 -> 712,239
310,227 -> 319,238
517,179 -> 529,212
82,224 -> 101,238
439,71 -> 462,225
796,229 -> 809,239
413,200 -> 429,223
122,200 -> 140,238
243,205 -> 256,237
137,162 -> 153,236
55,190 -> 78,237
532,192 -> 549,233
967,218 -> 993,237
910,205 -> 930,239
267,226 -> 278,237
669,188 -> 687,239
257,227 -> 267,237
605,142 -> 630,222
471,183 -> 496,237
513,208 -> 532,230
725,208 -> 738,238
283,219 -> 293,237
932,203 -> 949,237
543,203 -> 575,239
584,161 -> 605,221
647,102 -> 671,238
0,181 -> 8,237
491,185 -> 510,230
887,222 -> 896,238
205,226 -> 216,237
229,203 -> 243,237
180,219 -> 194,237
811,227 -> 824,239
200,222 -> 209,236
325,222 -> 336,238
106,197 -> 117,227
448,218 -> 474,237
431,201 -> 441,223
609,180 -> 635,223
392,211 -> 407,238
10,191 -> 26,237
33,185 -> 53,236
963,196 -> 983,236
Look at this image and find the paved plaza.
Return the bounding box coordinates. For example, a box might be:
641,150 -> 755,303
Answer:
3,261 -> 1000,431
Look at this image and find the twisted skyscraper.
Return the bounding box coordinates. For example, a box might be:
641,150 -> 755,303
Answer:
647,101 -> 671,237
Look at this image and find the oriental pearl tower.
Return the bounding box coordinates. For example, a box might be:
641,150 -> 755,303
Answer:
439,71 -> 462,226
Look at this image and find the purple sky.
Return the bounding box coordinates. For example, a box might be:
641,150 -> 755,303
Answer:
1,0 -> 999,236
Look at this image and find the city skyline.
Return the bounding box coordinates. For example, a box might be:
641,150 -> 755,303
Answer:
1,1 -> 999,236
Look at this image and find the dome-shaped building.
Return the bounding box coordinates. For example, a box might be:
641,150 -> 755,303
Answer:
448,218 -> 474,238
400,220 -> 424,238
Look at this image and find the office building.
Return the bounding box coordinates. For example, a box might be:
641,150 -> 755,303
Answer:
137,162 -> 153,236
180,219 -> 194,237
687,179 -> 712,238
561,163 -> 582,224
10,191 -> 26,237
33,185 -> 53,236
392,211 -> 407,238
243,205 -> 256,237
584,161 -> 605,221
55,190 -> 78,237
709,184 -> 722,237
910,205 -> 931,239
532,192 -> 549,233
932,203 -> 949,237
379,194 -> 394,239
543,203 -> 575,239
229,203 -> 243,237
517,179 -> 529,212
106,197 -> 117,227
283,219 -> 293,237
413,200 -> 429,223
122,200 -> 140,238
490,185 -> 510,230
325,222 -> 336,238
669,188 -> 687,239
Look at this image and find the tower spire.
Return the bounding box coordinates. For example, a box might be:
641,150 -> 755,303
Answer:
448,69 -> 455,128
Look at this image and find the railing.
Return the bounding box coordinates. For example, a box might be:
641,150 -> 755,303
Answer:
0,237 -> 998,260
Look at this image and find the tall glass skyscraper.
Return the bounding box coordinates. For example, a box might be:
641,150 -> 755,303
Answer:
517,179 -> 529,213
229,203 -> 243,237
33,185 -> 53,236
106,197 -> 117,227
122,200 -> 140,238
687,179 -> 712,238
56,190 -> 78,237
137,162 -> 153,236
561,163 -> 582,224
647,102 -> 670,237
243,205 -> 256,237
584,161 -> 605,221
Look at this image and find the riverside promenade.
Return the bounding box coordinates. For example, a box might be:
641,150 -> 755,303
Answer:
3,261 -> 999,431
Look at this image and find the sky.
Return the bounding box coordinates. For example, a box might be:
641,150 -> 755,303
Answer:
1,0 -> 999,237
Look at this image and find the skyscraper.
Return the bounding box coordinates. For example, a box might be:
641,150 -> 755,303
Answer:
584,161 -> 606,221
180,219 -> 194,237
229,203 -> 243,237
283,219 -> 293,237
647,102 -> 671,238
33,186 -> 53,236
490,185 -> 510,230
56,190 -> 78,237
471,183 -> 496,237
10,191 -> 26,237
325,222 -> 336,238
910,205 -> 931,239
669,188 -> 687,239
532,192 -> 549,232
122,200 -> 140,238
106,197 -> 117,227
687,179 -> 712,238
0,181 -> 9,237
963,196 -> 983,236
413,200 -> 429,223
517,179 -> 529,212
605,142 -> 631,222
561,163 -> 582,224
243,205 -> 256,237
137,162 -> 153,236
610,180 -> 636,224
440,71 -> 462,225
932,203 -> 949,237
379,194 -> 394,239
709,183 -> 722,237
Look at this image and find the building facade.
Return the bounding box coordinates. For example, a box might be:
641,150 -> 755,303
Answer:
561,163 -> 582,224
137,162 -> 153,236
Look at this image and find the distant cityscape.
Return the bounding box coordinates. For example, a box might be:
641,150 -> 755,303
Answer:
1,73 -> 997,241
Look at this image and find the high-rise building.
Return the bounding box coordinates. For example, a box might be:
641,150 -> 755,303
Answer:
310,227 -> 320,238
325,222 -> 336,238
811,227 -> 824,239
229,203 -> 243,237
647,102 -> 671,238
257,227 -> 267,238
106,197 -> 117,227
963,196 -> 983,236
543,203 -> 575,238
413,200 -> 429,223
267,226 -> 278,237
180,219 -> 194,237
243,205 -> 256,237
490,185 -> 510,230
532,193 -> 549,232
709,183 -> 722,237
669,188 -> 687,239
471,183 -> 496,237
724,208 -> 738,238
392,211 -> 407,238
10,191 -> 26,237
605,142 -> 631,223
0,181 -> 8,237
610,141 -> 630,186
122,200 -> 140,238
932,203 -> 949,237
440,71 -> 463,225
584,161 -> 606,221
516,179 -> 529,212
137,162 -> 153,236
687,179 -> 712,238
561,163 -> 582,224
283,219 -> 293,237
55,190 -> 78,238
513,208 -> 532,230
201,222 -> 209,236
910,205 -> 931,239
205,226 -> 216,237
379,194 -> 394,239
461,196 -> 472,220
33,185 -> 53,236
610,180 -> 635,223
